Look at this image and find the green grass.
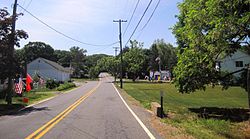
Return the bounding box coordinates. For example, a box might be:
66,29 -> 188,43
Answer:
72,78 -> 99,82
0,91 -> 56,115
5,91 -> 56,106
123,81 -> 249,138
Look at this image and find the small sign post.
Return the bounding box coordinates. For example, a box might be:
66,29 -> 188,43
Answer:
160,91 -> 164,118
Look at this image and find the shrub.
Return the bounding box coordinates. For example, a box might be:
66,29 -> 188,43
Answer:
57,82 -> 76,91
46,79 -> 59,89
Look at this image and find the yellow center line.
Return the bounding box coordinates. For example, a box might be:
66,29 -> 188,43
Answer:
25,82 -> 101,139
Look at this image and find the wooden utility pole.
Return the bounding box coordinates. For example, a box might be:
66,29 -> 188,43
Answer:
6,0 -> 18,104
113,46 -> 119,82
113,19 -> 127,89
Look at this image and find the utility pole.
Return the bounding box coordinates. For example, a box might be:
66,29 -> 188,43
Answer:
6,0 -> 18,104
113,46 -> 119,82
113,19 -> 127,89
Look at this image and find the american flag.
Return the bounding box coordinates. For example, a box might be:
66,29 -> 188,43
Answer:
14,78 -> 23,94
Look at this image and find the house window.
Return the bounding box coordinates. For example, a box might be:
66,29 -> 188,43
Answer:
235,61 -> 243,67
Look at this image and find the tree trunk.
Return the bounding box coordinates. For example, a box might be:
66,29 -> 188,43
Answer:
6,78 -> 13,105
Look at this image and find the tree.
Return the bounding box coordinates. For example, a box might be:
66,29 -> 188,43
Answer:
54,50 -> 71,67
0,8 -> 28,80
21,41 -> 55,63
124,43 -> 146,81
0,8 -> 28,103
172,0 -> 250,93
89,56 -> 119,78
70,46 -> 87,78
148,39 -> 177,71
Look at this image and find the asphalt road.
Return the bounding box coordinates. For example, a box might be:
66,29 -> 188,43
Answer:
0,73 -> 161,139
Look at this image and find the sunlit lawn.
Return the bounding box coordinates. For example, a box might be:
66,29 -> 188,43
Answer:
123,81 -> 249,139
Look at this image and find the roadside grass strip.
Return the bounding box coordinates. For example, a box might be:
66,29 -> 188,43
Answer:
25,82 -> 101,139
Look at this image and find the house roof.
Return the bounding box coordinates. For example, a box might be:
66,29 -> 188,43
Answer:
154,71 -> 161,75
33,58 -> 71,73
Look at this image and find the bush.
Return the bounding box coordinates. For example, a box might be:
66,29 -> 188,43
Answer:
57,82 -> 76,91
46,79 -> 59,89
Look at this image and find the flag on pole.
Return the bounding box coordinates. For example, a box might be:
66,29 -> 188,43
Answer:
14,78 -> 23,94
26,73 -> 33,92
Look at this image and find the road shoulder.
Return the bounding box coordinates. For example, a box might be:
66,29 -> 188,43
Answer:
113,84 -> 163,139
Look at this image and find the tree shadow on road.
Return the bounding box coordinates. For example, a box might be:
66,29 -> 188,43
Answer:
188,107 -> 249,122
0,104 -> 50,116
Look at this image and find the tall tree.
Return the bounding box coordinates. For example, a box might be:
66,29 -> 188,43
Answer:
148,39 -> 177,71
124,42 -> 146,81
21,41 -> 55,63
172,0 -> 250,93
70,46 -> 87,78
54,50 -> 71,67
0,8 -> 28,102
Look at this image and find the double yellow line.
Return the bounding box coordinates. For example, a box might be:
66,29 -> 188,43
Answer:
26,82 -> 101,139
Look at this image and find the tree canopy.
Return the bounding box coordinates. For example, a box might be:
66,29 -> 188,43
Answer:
173,0 -> 250,93
149,39 -> 177,71
21,41 -> 55,63
124,42 -> 146,80
70,46 -> 87,77
0,8 -> 28,81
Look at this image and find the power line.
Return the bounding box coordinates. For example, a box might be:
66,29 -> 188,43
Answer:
19,0 -> 32,13
123,0 -> 141,36
17,4 -> 118,47
25,0 -> 33,10
136,0 -> 161,39
124,0 -> 153,47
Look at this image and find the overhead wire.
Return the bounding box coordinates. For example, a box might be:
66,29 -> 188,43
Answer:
24,0 -> 33,11
123,0 -> 141,36
19,0 -> 32,13
124,0 -> 153,47
17,4 -> 119,47
136,0 -> 161,39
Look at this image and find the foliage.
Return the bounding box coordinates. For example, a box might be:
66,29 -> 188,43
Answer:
20,41 -> 55,63
45,79 -> 59,89
57,82 -> 76,91
70,46 -> 87,78
85,54 -> 109,68
54,50 -> 71,67
172,0 -> 250,93
90,56 -> 119,78
89,66 -> 100,78
0,8 -> 28,81
123,43 -> 146,80
148,39 -> 177,71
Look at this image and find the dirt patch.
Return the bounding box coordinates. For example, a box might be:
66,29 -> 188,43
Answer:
150,116 -> 193,139
242,121 -> 250,138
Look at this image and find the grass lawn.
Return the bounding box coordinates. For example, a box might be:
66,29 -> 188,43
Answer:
0,91 -> 55,115
123,81 -> 249,139
72,78 -> 99,82
0,91 -> 56,106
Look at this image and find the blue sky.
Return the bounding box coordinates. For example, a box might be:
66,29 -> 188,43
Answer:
1,0 -> 183,55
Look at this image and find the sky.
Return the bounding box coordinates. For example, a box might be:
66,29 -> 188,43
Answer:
1,0 -> 183,56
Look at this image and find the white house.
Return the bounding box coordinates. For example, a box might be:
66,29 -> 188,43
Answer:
27,58 -> 71,82
217,50 -> 250,77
